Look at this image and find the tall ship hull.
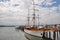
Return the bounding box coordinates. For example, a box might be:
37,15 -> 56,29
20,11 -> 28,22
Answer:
24,27 -> 43,38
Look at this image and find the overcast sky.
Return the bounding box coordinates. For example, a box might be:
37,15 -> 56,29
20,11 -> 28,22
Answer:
0,0 -> 60,25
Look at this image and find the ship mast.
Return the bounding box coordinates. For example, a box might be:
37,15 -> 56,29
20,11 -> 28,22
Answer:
32,0 -> 36,27
27,0 -> 39,27
27,8 -> 30,26
38,13 -> 39,27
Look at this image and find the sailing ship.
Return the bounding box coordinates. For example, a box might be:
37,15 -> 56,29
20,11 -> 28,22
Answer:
24,0 -> 44,38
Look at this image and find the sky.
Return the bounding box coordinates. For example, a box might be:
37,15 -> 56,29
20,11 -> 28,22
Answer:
0,0 -> 60,25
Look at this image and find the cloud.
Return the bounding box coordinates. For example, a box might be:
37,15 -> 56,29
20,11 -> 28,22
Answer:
35,0 -> 60,8
0,0 -> 28,25
0,0 -> 10,2
38,6 -> 60,24
0,0 -> 60,25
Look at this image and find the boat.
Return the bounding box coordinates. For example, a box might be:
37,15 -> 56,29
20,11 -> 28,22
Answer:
24,0 -> 44,38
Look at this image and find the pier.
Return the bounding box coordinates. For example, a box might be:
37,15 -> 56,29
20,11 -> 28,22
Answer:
43,25 -> 60,40
43,30 -> 60,40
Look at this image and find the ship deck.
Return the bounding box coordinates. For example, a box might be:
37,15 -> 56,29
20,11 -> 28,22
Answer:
24,26 -> 60,31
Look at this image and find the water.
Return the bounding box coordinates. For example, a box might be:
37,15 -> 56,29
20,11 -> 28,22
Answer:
0,27 -> 27,40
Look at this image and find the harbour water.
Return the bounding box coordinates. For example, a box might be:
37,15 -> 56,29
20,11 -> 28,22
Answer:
0,27 -> 27,40
0,27 -> 60,40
